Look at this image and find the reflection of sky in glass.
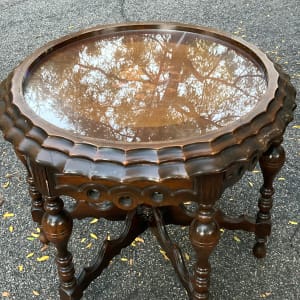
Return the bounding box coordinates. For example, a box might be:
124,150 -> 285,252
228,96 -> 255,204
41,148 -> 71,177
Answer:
24,30 -> 267,142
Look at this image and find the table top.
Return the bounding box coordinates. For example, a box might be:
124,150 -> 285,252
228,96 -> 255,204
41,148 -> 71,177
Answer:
24,28 -> 266,143
0,23 -> 296,182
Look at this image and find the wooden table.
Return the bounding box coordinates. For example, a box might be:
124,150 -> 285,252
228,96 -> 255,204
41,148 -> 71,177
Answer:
0,23 -> 296,299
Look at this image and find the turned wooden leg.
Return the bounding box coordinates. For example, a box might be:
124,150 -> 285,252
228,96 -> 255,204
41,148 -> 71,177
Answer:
42,196 -> 78,300
189,174 -> 224,300
28,176 -> 48,244
253,143 -> 285,258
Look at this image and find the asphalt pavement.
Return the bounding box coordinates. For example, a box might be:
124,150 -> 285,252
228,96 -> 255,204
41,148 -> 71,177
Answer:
0,1 -> 299,299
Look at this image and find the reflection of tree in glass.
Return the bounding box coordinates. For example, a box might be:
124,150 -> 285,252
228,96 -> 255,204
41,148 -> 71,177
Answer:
24,31 -> 266,142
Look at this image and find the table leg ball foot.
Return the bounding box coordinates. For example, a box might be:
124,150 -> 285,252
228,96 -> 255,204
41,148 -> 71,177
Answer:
253,242 -> 266,258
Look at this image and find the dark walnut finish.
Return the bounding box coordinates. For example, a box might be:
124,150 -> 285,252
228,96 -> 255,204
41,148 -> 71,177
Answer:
0,23 -> 296,300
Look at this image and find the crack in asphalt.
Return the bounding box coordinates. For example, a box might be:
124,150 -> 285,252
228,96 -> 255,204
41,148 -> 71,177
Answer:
120,0 -> 130,22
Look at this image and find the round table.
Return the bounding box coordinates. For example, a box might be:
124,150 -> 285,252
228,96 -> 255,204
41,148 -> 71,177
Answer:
0,23 -> 296,300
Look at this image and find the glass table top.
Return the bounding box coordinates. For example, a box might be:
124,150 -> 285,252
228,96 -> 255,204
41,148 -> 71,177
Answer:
23,29 -> 267,143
